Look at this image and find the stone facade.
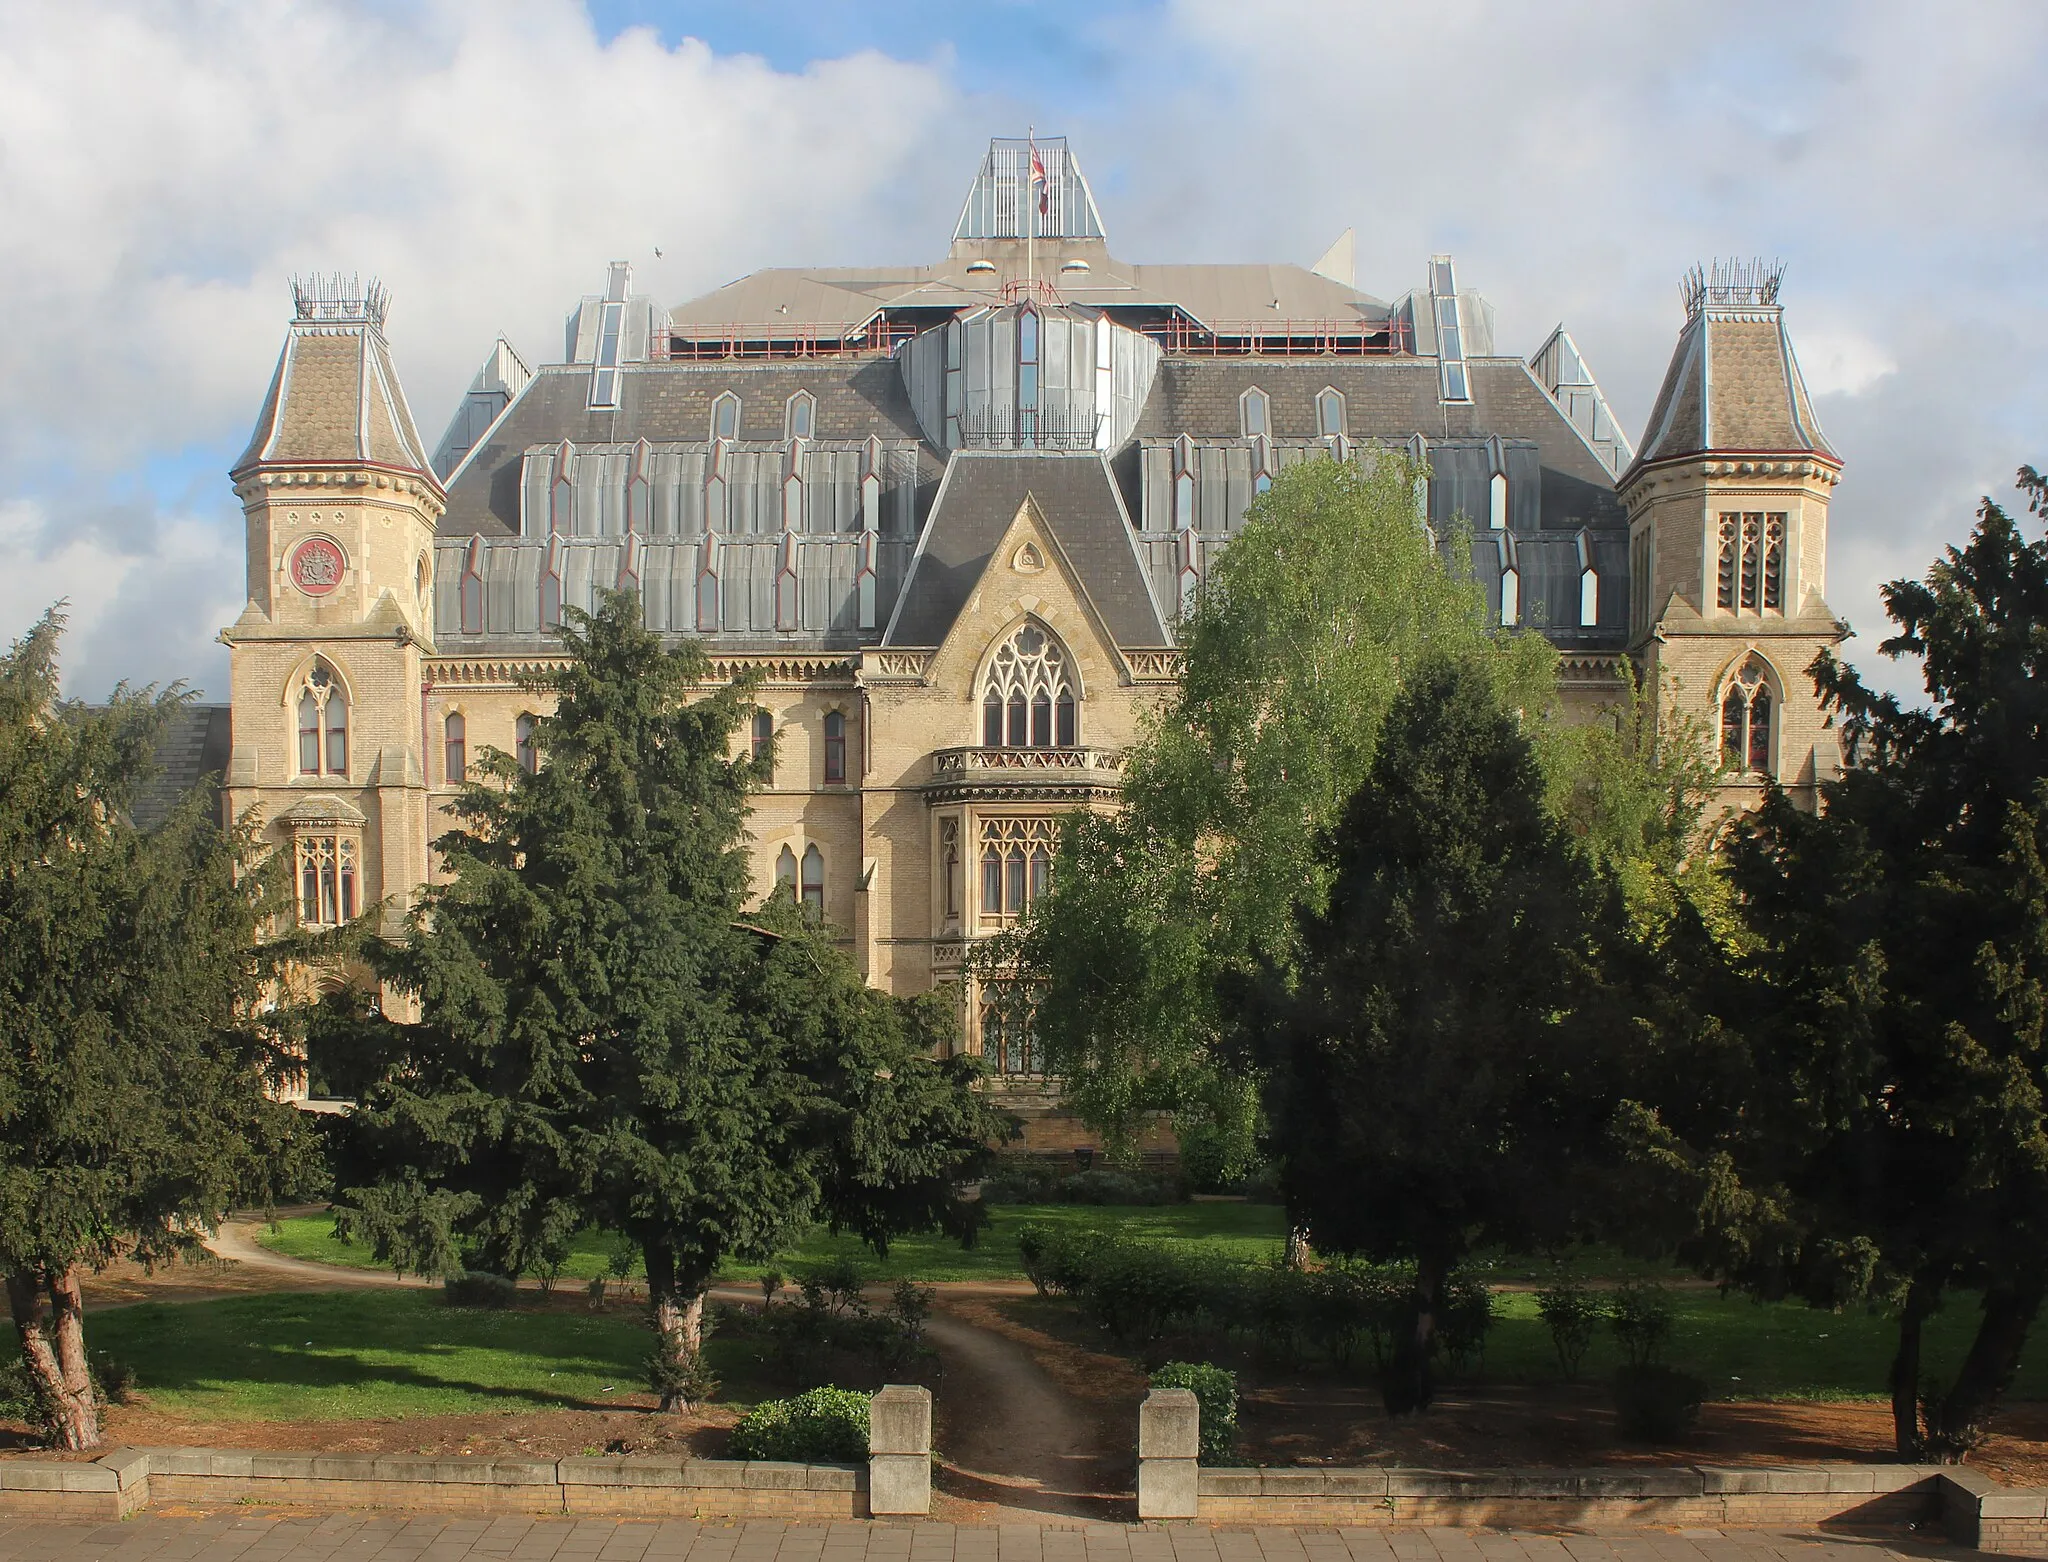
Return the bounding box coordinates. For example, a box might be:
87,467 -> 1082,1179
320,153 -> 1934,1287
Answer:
219,150 -> 1848,1127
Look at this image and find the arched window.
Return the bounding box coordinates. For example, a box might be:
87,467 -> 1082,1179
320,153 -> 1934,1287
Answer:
979,817 -> 1057,924
296,834 -> 357,926
515,713 -> 539,775
822,710 -> 846,784
800,844 -> 825,917
297,691 -> 320,776
443,712 -> 466,785
751,709 -> 775,782
1240,387 -> 1270,440
711,391 -> 741,442
981,621 -> 1078,749
775,845 -> 797,901
1721,657 -> 1775,774
1716,512 -> 1787,613
784,391 -> 815,442
940,818 -> 961,924
294,662 -> 349,777
1316,387 -> 1345,438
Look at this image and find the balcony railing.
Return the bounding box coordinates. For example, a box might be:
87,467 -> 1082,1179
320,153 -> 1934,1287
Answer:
930,746 -> 1124,777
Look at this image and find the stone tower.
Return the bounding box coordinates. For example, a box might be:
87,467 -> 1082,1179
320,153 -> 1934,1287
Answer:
222,276 -> 444,944
1621,262 -> 1849,808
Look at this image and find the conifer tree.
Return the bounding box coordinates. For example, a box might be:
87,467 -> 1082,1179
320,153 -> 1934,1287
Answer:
334,592 -> 1003,1405
1236,655 -> 1633,1412
1625,467 -> 2048,1458
0,609 -> 310,1449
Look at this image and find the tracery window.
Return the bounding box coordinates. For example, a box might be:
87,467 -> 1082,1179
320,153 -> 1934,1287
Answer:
979,816 -> 1057,925
800,844 -> 825,918
823,710 -> 846,784
294,663 -> 348,778
980,622 -> 1077,748
443,712 -> 466,784
940,817 -> 962,925
979,980 -> 1045,1076
1716,512 -> 1786,613
515,713 -> 539,775
296,834 -> 358,927
1720,656 -> 1775,774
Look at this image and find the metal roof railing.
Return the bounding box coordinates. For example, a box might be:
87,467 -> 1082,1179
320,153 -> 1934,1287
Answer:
660,320 -> 920,362
1144,316 -> 1414,358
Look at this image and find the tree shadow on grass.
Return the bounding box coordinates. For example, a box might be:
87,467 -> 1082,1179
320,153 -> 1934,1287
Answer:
89,1291 -> 659,1415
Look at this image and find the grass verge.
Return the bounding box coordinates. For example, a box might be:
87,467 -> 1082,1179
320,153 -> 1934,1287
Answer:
256,1201 -> 1292,1284
86,1289 -> 768,1422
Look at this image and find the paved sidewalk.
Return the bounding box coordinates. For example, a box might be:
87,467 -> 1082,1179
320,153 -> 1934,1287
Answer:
0,1516 -> 1972,1562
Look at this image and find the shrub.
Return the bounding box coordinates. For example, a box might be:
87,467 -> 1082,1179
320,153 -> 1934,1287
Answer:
1612,1363 -> 1705,1442
0,1355 -> 45,1424
444,1271 -> 517,1309
90,1352 -> 139,1406
1535,1278 -> 1602,1381
1606,1280 -> 1675,1367
1438,1273 -> 1496,1374
728,1386 -> 871,1462
1151,1361 -> 1237,1464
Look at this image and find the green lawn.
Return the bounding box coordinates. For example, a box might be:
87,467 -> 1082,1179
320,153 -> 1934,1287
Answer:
1478,1290 -> 2048,1401
257,1201 -> 1292,1284
86,1290 -> 768,1422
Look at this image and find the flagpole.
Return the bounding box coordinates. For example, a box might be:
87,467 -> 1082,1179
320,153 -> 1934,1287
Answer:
1025,127 -> 1036,296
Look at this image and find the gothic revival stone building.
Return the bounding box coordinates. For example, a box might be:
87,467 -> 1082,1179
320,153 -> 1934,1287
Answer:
221,140 -> 1847,1120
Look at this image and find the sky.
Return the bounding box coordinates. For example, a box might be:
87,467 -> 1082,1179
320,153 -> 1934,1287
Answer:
1,0 -> 2042,703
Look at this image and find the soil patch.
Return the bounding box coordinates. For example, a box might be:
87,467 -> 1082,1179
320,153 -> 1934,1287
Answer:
993,1295 -> 2048,1485
927,1293 -> 1146,1520
0,1398 -> 736,1461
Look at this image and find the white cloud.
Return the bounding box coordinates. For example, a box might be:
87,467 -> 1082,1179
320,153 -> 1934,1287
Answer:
0,0 -> 963,692
1,0 -> 2043,710
1795,330 -> 1897,400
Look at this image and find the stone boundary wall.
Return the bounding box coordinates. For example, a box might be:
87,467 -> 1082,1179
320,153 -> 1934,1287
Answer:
0,1448 -> 867,1522
1192,1464 -> 1938,1529
1136,1387 -> 2048,1553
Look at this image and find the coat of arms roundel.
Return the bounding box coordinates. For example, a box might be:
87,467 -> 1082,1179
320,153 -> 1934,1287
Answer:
289,537 -> 346,596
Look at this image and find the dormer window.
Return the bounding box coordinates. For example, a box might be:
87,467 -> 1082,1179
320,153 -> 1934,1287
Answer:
711,392 -> 741,442
1315,387 -> 1345,438
1240,387 -> 1270,440
295,662 -> 348,778
784,391 -> 815,441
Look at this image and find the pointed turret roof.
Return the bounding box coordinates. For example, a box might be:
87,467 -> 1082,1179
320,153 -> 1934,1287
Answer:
1627,261 -> 1838,480
234,276 -> 436,480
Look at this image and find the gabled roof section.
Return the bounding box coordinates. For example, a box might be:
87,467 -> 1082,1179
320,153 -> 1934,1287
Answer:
1627,262 -> 1839,479
235,276 -> 435,480
884,453 -> 1169,648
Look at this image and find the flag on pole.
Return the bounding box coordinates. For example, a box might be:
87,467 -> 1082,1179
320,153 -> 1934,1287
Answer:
1029,144 -> 1050,216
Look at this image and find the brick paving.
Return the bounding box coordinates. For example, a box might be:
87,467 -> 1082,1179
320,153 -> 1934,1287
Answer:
0,1516 -> 1974,1562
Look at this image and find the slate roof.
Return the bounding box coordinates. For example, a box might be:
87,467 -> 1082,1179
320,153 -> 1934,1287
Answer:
237,321 -> 434,478
885,453 -> 1170,648
1629,304 -> 1838,475
438,359 -> 938,538
1129,358 -> 1626,532
130,704 -> 232,832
